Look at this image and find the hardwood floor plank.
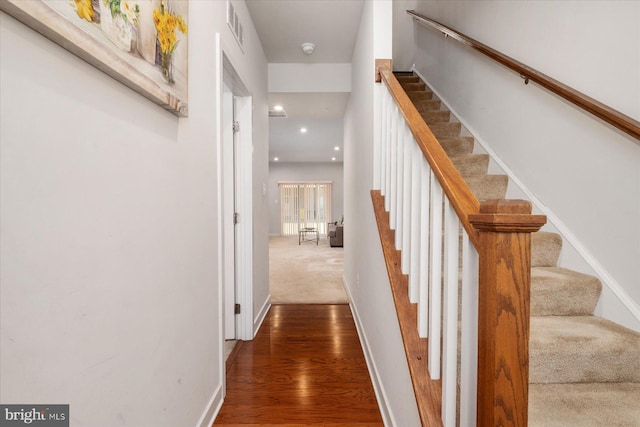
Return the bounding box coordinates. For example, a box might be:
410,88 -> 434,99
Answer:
213,305 -> 384,426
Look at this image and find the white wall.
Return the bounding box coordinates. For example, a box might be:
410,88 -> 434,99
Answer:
268,162 -> 344,235
343,1 -> 421,425
393,0 -> 640,328
0,0 -> 268,425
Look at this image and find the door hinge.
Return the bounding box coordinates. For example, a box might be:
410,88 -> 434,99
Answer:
232,121 -> 240,133
234,212 -> 240,224
234,303 -> 241,314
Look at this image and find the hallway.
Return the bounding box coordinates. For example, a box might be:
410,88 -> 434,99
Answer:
214,304 -> 384,426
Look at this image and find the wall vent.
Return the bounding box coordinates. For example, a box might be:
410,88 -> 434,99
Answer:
226,1 -> 244,50
269,110 -> 288,118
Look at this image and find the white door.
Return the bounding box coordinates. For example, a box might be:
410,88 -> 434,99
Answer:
222,53 -> 253,342
222,84 -> 236,340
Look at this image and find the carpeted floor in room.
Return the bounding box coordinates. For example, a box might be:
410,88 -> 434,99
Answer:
269,235 -> 348,304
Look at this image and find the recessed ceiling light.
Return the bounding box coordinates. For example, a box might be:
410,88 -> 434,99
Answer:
300,127 -> 307,133
274,105 -> 283,111
274,157 -> 279,161
334,146 -> 340,151
331,157 -> 336,161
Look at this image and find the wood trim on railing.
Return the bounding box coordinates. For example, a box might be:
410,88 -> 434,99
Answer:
376,61 -> 481,247
407,10 -> 640,141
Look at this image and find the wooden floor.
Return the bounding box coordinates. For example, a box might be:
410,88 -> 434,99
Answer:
213,304 -> 384,426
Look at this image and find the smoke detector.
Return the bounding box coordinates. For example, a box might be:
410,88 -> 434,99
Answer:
301,42 -> 315,55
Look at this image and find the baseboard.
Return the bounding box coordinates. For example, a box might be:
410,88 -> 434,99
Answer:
253,295 -> 271,338
195,383 -> 224,427
343,275 -> 395,426
412,67 -> 640,331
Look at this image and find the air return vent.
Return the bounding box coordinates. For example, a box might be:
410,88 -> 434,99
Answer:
269,110 -> 288,118
227,1 -> 244,50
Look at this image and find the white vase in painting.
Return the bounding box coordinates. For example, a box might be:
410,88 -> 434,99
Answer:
135,0 -> 160,64
100,1 -> 134,52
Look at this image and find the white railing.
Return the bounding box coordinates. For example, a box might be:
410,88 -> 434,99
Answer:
375,81 -> 480,427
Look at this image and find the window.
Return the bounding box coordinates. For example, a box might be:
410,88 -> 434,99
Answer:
279,182 -> 332,236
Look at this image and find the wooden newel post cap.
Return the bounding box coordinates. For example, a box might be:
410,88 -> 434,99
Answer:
375,59 -> 392,83
469,199 -> 546,233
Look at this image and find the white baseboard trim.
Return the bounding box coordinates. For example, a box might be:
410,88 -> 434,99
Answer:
195,383 -> 224,427
412,68 -> 640,330
343,275 -> 395,426
253,295 -> 271,338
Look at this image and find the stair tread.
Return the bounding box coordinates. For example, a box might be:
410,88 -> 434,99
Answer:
401,82 -> 426,91
429,122 -> 462,138
439,137 -> 474,155
408,91 -> 433,101
463,174 -> 508,200
530,316 -> 640,383
450,154 -> 489,176
531,231 -> 562,267
531,267 -> 601,316
529,382 -> 640,427
414,99 -> 441,110
420,110 -> 450,122
396,76 -> 419,82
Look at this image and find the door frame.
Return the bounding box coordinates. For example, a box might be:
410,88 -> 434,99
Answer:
216,38 -> 254,364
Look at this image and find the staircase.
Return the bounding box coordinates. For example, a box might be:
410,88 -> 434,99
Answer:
396,72 -> 640,426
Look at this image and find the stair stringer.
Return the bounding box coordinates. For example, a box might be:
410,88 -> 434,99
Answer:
412,68 -> 640,333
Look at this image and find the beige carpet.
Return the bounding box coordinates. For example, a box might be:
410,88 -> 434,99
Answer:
269,236 -> 348,304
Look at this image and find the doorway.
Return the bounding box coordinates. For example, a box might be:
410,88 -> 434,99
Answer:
221,52 -> 254,347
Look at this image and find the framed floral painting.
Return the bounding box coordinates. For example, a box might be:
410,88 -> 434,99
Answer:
1,0 -> 189,117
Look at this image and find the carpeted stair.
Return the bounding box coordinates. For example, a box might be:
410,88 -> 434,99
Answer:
395,72 -> 640,426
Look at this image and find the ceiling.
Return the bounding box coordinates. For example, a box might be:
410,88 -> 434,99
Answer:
246,0 -> 365,163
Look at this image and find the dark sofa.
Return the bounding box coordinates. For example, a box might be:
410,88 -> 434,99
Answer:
329,223 -> 343,247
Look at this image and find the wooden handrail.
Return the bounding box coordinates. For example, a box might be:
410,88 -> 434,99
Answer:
407,10 -> 640,141
376,62 -> 481,248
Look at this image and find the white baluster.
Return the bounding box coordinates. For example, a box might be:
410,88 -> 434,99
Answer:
401,124 -> 412,273
418,157 -> 431,337
382,90 -> 390,197
395,113 -> 404,250
442,198 -> 460,427
373,84 -> 381,190
408,139 -> 421,303
460,230 -> 479,427
378,87 -> 387,194
428,170 -> 443,379
388,105 -> 397,221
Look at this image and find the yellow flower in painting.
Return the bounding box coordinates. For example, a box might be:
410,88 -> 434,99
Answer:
177,15 -> 187,35
74,0 -> 95,22
154,3 -> 188,54
153,9 -> 161,26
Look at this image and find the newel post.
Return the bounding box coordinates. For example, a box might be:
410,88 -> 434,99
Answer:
469,200 -> 546,427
